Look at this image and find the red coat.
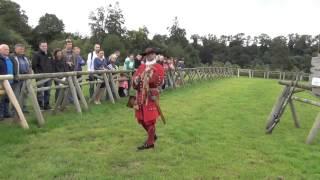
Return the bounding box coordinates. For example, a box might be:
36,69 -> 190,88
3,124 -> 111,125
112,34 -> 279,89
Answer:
133,63 -> 165,123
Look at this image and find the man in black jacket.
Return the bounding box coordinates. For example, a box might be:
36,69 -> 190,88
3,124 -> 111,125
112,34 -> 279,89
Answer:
32,41 -> 53,110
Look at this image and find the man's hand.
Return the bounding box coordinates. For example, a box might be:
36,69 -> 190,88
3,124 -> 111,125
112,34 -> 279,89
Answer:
134,76 -> 141,85
145,66 -> 151,72
66,62 -> 73,66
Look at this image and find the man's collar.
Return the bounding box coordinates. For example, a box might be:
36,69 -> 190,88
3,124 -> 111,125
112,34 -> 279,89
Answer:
146,59 -> 156,66
40,50 -> 47,54
15,54 -> 24,58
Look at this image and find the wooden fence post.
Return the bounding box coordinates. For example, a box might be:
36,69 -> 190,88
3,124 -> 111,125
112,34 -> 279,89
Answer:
72,76 -> 88,111
60,89 -> 70,111
26,79 -> 44,127
2,80 -> 29,129
288,99 -> 300,128
279,72 -> 282,80
53,88 -> 65,114
90,82 -> 102,103
102,73 -> 115,104
108,72 -> 120,100
306,112 -> 320,144
171,70 -> 177,88
67,76 -> 82,113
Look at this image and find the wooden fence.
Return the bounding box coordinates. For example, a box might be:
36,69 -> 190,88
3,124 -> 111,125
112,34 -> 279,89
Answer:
265,80 -> 320,144
0,67 -> 234,129
237,69 -> 310,81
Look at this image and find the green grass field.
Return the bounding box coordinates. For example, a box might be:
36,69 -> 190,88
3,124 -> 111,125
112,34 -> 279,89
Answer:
0,78 -> 320,179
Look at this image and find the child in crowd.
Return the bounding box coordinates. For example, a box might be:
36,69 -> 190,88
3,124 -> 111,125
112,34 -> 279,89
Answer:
118,73 -> 128,97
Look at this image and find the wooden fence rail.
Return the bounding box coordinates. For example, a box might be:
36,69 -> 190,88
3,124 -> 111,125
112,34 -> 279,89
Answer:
0,67 -> 234,129
237,69 -> 310,81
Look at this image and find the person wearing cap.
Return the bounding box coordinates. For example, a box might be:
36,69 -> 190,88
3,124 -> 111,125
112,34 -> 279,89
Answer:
132,47 -> 165,150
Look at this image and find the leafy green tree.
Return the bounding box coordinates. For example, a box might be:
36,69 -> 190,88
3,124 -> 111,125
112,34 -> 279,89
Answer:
105,2 -> 126,36
89,7 -> 107,44
102,34 -> 125,61
270,36 -> 290,70
167,17 -> 188,47
89,1 -> 126,43
0,0 -> 31,37
32,13 -> 65,45
124,27 -> 150,54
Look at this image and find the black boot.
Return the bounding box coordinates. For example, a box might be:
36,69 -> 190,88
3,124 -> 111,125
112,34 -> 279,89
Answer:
44,104 -> 52,110
137,144 -> 154,151
4,113 -> 11,118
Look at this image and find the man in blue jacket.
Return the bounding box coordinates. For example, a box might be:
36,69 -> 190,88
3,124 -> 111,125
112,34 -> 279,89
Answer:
0,44 -> 14,120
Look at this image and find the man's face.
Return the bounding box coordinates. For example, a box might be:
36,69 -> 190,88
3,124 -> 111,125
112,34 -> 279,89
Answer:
66,42 -> 73,50
56,51 -> 63,59
159,56 -> 164,62
39,43 -> 48,53
115,51 -> 120,57
15,47 -> 25,56
94,45 -> 100,52
111,57 -> 116,63
98,51 -> 104,58
73,48 -> 80,55
136,55 -> 142,60
147,53 -> 156,61
0,45 -> 10,57
129,55 -> 134,60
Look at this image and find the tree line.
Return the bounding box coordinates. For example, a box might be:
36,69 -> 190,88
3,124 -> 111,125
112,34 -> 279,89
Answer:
0,0 -> 318,72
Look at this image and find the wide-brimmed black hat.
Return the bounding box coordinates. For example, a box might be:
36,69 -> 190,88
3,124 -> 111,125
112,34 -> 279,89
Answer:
141,47 -> 161,56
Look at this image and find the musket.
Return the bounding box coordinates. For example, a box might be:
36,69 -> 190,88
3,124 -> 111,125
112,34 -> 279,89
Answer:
154,96 -> 166,125
142,69 -> 150,105
265,80 -> 298,133
142,65 -> 166,125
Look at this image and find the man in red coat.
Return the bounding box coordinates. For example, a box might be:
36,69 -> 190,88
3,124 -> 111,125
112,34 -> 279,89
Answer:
132,48 -> 165,150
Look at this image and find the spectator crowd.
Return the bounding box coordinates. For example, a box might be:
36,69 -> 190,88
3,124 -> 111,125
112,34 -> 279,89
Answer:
0,39 -> 184,120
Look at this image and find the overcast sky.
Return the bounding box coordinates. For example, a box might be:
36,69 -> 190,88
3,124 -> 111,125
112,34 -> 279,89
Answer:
12,0 -> 320,39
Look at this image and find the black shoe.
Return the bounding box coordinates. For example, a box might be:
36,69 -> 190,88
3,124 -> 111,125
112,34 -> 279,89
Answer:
154,135 -> 158,142
4,114 -> 11,118
44,105 -> 52,110
137,144 -> 154,151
